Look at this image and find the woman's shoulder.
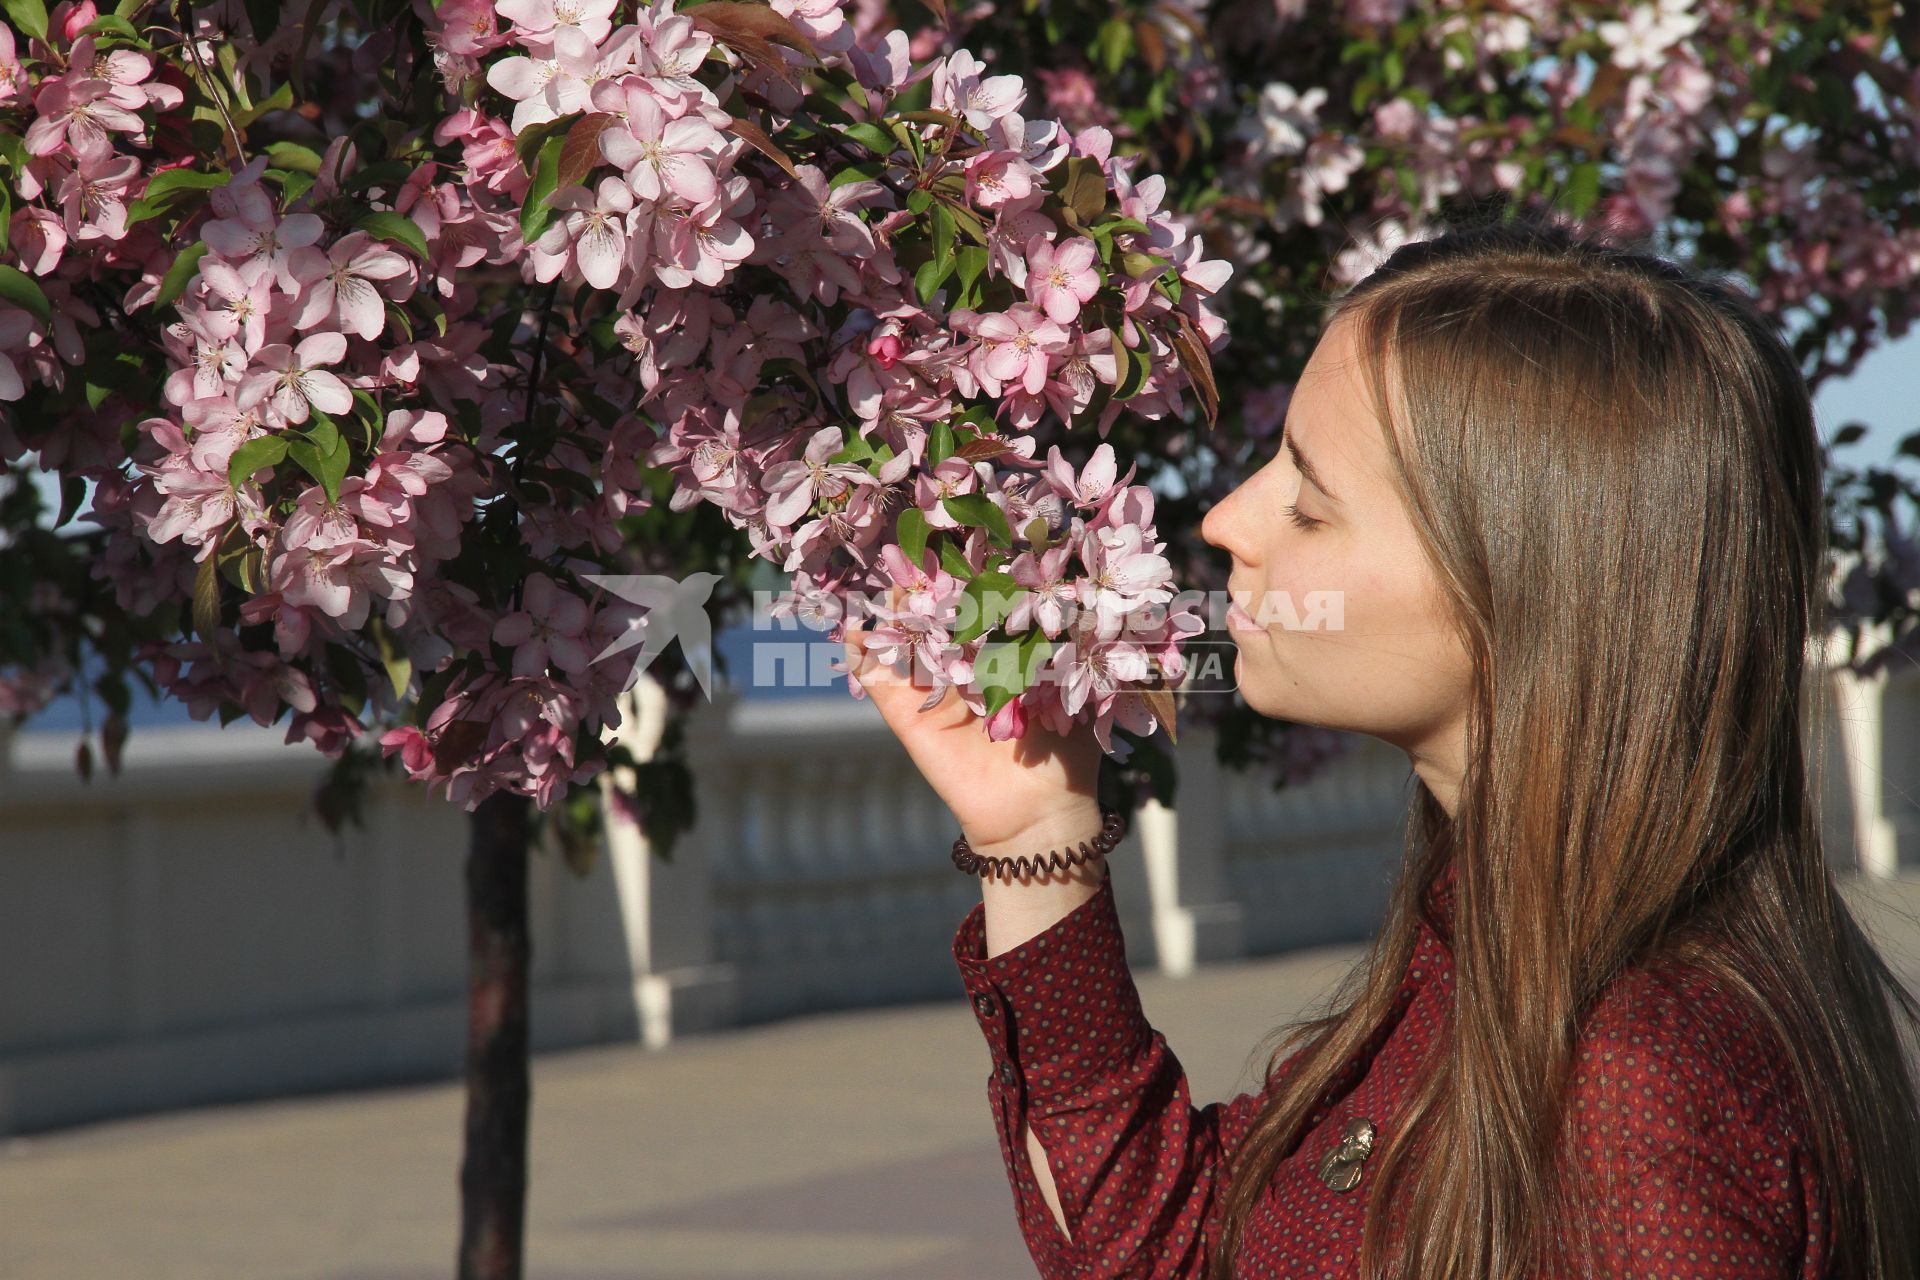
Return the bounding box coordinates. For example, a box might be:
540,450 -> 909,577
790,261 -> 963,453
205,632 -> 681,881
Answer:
1567,952 -> 1815,1169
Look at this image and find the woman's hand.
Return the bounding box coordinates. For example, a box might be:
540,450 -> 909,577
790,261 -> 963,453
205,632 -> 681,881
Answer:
842,590 -> 1107,863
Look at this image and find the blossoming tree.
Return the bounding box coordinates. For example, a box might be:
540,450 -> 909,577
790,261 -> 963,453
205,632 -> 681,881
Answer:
0,0 -> 1227,1273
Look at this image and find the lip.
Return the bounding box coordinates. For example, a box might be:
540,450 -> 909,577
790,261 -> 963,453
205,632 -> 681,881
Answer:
1226,597 -> 1262,634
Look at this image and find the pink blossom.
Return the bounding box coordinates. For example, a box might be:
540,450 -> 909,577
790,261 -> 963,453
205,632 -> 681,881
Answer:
484,38 -> 595,132
975,302 -> 1070,396
932,49 -> 1025,131
532,176 -> 633,288
492,572 -> 594,677
1024,234 -> 1101,323
55,147 -> 140,242
289,230 -> 415,339
497,0 -> 616,51
24,77 -> 145,159
161,307 -> 249,406
649,191 -> 754,288
236,333 -> 354,426
598,90 -> 722,206
197,259 -> 273,352
1046,441 -> 1136,513
1007,542 -> 1080,637
269,539 -> 413,630
761,425 -> 875,527
964,151 -> 1038,211
10,205 -> 67,274
202,204 -> 326,294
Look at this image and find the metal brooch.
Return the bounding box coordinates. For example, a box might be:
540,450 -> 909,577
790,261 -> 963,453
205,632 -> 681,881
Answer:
1315,1116 -> 1377,1191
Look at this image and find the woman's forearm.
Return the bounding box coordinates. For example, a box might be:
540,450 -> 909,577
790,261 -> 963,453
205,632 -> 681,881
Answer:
973,802 -> 1111,1246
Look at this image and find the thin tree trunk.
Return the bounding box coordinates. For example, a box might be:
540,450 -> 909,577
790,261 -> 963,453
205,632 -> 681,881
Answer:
458,788 -> 533,1280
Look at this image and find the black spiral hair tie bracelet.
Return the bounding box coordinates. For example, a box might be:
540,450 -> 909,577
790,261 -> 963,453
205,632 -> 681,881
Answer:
952,806 -> 1126,882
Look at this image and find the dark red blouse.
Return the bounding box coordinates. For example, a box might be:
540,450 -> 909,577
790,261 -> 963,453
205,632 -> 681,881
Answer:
951,858 -> 1834,1278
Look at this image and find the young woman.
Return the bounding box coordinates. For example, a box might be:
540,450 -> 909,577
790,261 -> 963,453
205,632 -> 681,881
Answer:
842,220 -> 1920,1278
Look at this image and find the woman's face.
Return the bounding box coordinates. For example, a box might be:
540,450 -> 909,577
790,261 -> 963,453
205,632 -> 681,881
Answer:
1199,313 -> 1474,801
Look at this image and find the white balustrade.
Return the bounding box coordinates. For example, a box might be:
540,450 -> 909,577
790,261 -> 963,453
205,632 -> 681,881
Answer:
2,651 -> 1913,1135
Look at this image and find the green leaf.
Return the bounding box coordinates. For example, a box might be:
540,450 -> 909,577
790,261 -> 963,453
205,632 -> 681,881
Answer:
830,430 -> 874,464
928,419 -> 956,466
932,201 -> 956,270
126,167 -> 231,228
843,122 -> 896,156
513,111 -> 578,169
956,567 -> 1018,642
352,388 -> 386,448
1114,341 -> 1151,399
1059,156 -> 1108,225
3,0 -> 48,41
192,541 -> 222,647
942,492 -> 1012,548
0,264 -> 51,326
937,535 -> 973,580
287,413 -> 351,503
896,507 -> 929,568
976,626 -> 1052,715
956,243 -> 988,292
913,255 -> 952,306
829,160 -> 885,189
357,210 -> 430,261
520,132 -> 565,243
154,242 -> 211,309
228,434 -> 290,489
266,141 -> 324,174
1094,15 -> 1130,76
1562,162 -> 1602,220
906,188 -> 932,214
370,616 -> 412,700
56,473 -> 86,528
79,14 -> 141,42
232,81 -> 293,129
276,171 -> 316,207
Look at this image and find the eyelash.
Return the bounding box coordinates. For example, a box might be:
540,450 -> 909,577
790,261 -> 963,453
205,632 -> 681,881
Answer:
1281,503 -> 1321,530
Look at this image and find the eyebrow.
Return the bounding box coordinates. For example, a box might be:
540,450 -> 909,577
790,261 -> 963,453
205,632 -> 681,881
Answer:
1283,422 -> 1340,503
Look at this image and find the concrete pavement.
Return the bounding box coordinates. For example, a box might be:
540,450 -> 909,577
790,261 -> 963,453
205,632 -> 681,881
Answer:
4,871 -> 1918,1280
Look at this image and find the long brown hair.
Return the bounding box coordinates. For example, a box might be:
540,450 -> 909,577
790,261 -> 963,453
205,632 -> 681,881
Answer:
1206,216 -> 1920,1279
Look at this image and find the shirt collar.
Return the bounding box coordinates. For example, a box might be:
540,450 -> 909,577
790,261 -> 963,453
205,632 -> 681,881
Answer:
1421,857 -> 1458,947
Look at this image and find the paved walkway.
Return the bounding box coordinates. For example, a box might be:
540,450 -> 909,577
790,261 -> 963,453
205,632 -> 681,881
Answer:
5,873 -> 1919,1280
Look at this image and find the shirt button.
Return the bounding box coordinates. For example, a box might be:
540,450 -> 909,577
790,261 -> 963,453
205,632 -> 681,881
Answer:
998,1060 -> 1018,1086
974,993 -> 995,1017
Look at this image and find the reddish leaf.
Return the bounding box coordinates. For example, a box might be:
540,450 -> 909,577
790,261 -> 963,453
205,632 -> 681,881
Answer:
689,3 -> 817,88
1135,20 -> 1166,74
1140,684 -> 1179,744
1171,309 -> 1219,429
724,113 -> 799,180
558,112 -> 615,189
432,717 -> 492,773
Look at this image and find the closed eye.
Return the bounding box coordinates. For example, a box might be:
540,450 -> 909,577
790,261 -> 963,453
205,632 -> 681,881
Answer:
1281,503 -> 1321,530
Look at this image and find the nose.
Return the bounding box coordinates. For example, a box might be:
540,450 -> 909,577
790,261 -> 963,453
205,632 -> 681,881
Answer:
1200,479 -> 1241,558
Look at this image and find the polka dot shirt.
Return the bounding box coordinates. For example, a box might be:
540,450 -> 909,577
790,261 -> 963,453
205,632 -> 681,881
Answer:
951,858 -> 1834,1278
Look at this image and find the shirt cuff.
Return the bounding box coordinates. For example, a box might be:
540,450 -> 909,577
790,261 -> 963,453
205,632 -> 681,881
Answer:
952,865 -> 1153,1109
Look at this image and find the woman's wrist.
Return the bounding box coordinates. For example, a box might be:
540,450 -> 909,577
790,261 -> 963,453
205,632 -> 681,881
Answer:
961,799 -> 1108,871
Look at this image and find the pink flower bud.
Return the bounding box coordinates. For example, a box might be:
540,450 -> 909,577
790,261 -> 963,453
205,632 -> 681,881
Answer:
60,1 -> 98,41
866,332 -> 905,369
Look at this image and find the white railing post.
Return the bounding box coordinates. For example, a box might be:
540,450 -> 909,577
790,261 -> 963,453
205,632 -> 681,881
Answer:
597,677 -> 740,1047
1135,723 -> 1247,977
